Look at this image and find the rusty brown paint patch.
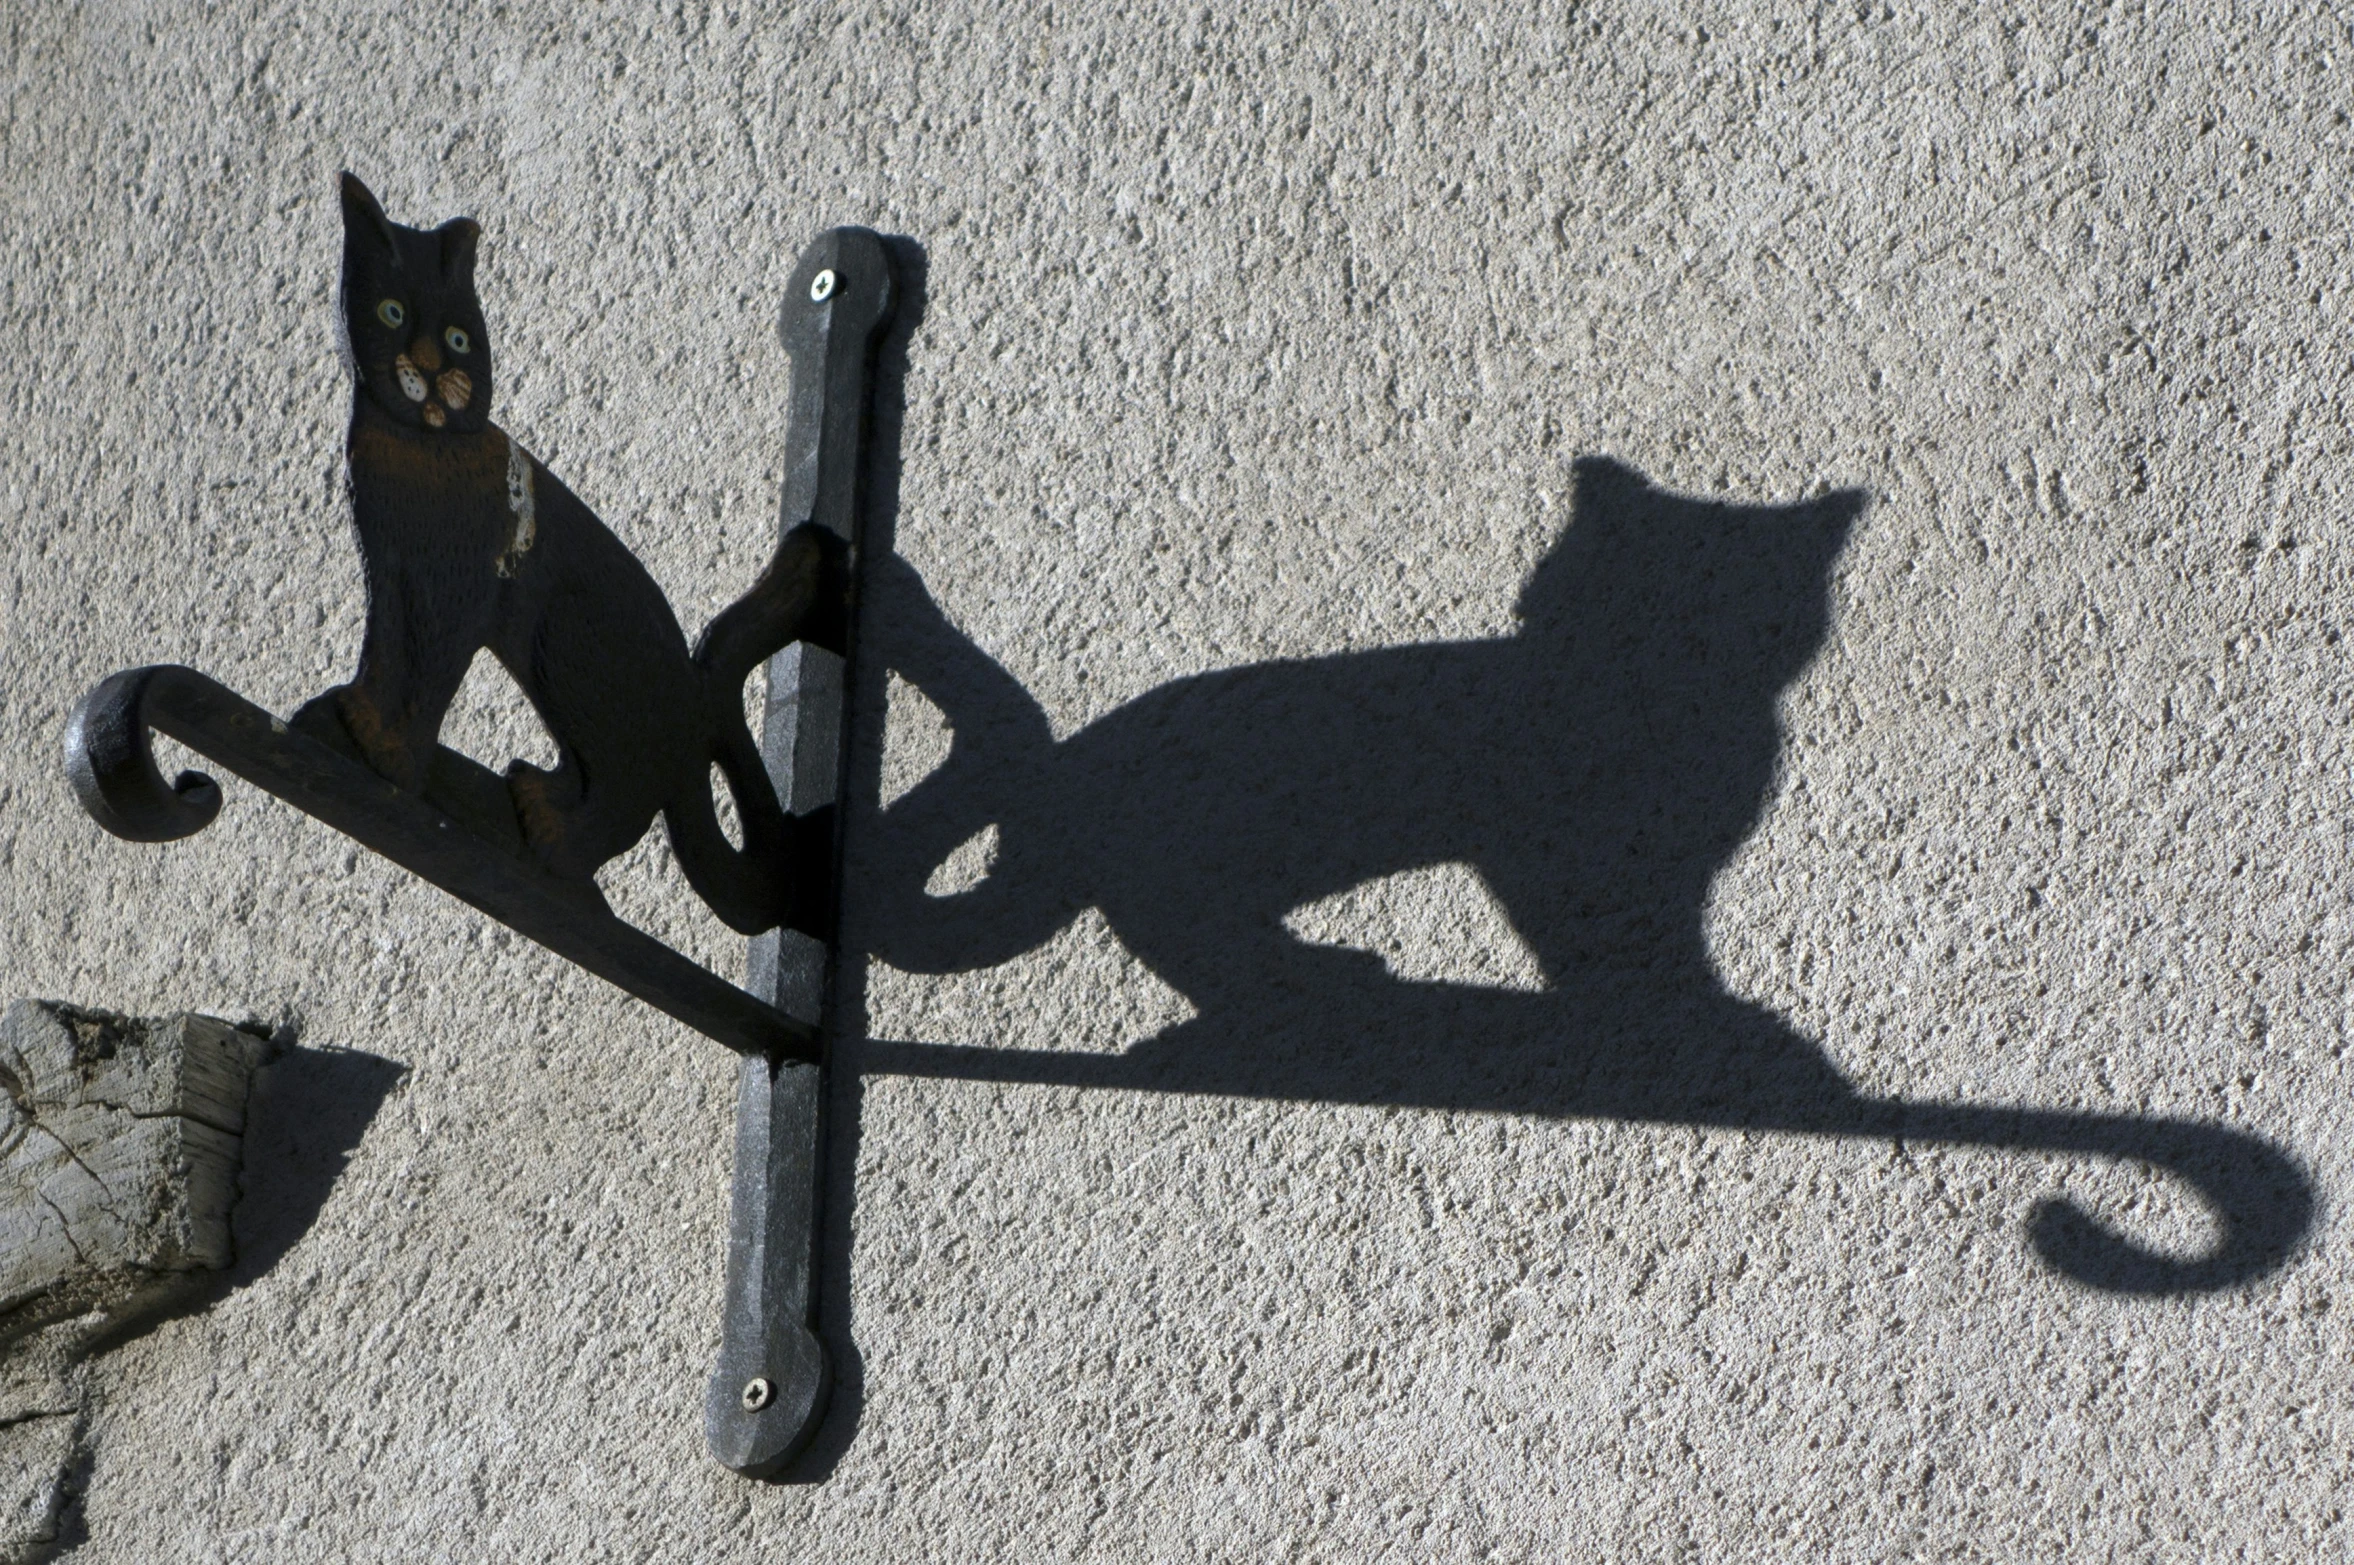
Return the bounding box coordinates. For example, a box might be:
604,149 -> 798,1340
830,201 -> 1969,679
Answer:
409,335 -> 443,374
420,402 -> 446,428
335,686 -> 411,782
508,766 -> 570,853
348,409 -> 508,489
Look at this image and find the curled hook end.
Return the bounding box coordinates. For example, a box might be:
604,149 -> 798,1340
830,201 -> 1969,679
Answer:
64,667 -> 225,842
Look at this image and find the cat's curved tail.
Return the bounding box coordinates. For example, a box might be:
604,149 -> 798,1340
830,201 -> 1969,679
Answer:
665,522 -> 848,936
666,712 -> 820,937
695,524 -> 848,691
649,517 -> 852,931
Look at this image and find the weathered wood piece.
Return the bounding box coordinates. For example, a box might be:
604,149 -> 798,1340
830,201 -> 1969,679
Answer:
0,1002 -> 265,1331
0,1001 -> 268,1564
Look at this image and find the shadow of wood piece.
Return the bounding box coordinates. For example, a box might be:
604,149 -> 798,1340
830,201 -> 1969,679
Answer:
0,1001 -> 269,1564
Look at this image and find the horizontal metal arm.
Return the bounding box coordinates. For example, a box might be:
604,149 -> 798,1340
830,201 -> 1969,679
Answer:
64,663 -> 817,1061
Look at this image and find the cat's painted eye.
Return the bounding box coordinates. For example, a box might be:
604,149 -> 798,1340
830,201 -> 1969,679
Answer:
376,299 -> 406,328
444,326 -> 472,354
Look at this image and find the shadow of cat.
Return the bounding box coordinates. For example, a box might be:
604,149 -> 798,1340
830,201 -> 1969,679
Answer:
850,455 -> 2313,1296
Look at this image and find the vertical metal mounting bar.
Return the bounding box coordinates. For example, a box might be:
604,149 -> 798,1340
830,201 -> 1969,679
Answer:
704,229 -> 896,1477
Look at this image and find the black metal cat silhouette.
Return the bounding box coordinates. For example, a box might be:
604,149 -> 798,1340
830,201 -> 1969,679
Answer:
860,456 -> 2313,1297
63,175 -> 880,1475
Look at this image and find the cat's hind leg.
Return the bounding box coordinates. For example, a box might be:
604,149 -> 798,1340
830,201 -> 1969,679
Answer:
507,755 -> 601,882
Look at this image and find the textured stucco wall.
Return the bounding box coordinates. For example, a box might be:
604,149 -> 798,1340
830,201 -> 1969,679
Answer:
7,2 -> 2354,1558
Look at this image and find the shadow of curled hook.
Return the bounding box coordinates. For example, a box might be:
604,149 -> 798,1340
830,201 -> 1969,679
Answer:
1893,1101 -> 2316,1294
65,665 -> 225,842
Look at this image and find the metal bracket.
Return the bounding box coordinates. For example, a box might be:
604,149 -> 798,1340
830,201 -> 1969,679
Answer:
61,185 -> 894,1477
705,234 -> 893,1473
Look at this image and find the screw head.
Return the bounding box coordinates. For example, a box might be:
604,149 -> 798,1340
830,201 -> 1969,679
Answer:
740,1376 -> 774,1412
809,269 -> 838,303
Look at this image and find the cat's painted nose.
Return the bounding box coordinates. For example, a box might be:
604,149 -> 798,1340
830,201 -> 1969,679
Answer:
409,336 -> 444,373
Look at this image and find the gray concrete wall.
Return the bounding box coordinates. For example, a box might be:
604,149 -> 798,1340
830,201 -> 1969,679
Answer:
7,1 -> 2353,1558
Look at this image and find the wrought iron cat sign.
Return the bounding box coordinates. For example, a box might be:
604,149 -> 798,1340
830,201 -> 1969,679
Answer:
64,175 -> 874,1476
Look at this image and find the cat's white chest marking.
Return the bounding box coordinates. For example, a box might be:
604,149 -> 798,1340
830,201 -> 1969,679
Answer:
497,433 -> 537,578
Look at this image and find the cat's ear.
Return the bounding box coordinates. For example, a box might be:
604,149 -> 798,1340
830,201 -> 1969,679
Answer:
437,218 -> 481,283
340,172 -> 398,256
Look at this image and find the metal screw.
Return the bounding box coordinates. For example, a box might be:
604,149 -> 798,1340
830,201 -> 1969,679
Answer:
808,269 -> 837,303
740,1376 -> 774,1412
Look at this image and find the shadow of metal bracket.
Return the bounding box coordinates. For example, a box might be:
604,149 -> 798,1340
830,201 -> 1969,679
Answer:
63,215 -> 894,1477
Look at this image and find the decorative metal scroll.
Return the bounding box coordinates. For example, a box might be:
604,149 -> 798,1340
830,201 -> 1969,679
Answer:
63,177 -> 890,1476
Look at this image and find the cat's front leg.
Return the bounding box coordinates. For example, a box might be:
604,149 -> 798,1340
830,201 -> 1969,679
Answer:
288,684 -> 368,763
284,677 -> 426,790
293,644 -> 465,794
287,680 -> 432,792
342,567 -> 494,791
334,681 -> 429,790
